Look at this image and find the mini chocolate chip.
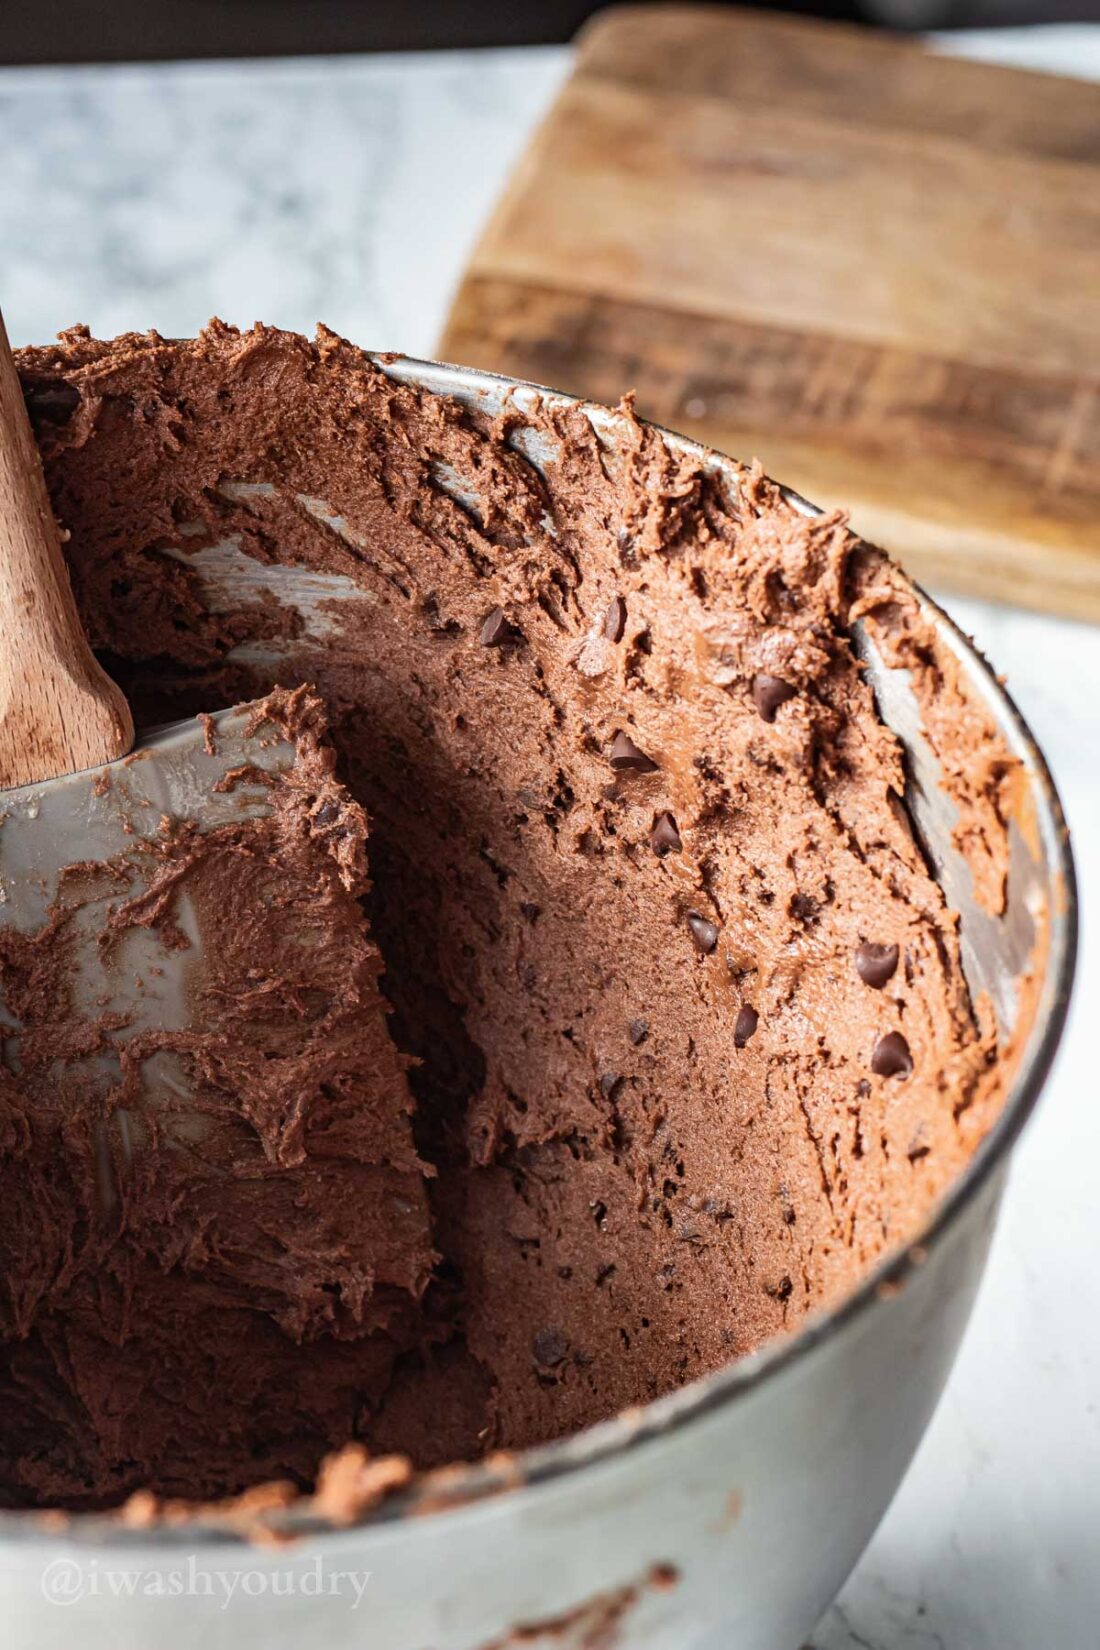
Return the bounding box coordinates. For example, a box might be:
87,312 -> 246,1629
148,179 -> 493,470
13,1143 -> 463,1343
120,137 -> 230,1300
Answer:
313,800 -> 341,827
628,1017 -> 649,1046
599,1071 -> 623,1099
790,892 -> 818,924
752,673 -> 797,723
650,811 -> 682,856
420,593 -> 461,637
855,942 -> 900,990
871,1031 -> 913,1079
479,607 -> 511,646
609,731 -> 658,773
688,913 -> 719,954
532,1327 -> 569,1368
734,1005 -> 758,1047
603,595 -> 627,642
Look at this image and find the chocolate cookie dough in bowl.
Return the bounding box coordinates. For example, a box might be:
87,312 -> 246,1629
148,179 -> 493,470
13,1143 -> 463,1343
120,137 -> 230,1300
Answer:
1,327 -> 1075,1650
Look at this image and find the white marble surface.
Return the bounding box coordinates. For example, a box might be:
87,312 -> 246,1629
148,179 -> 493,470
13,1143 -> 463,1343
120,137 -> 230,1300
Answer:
0,27 -> 1097,1650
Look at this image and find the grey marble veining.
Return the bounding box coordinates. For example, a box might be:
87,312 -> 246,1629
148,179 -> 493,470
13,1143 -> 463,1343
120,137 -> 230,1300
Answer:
0,47 -> 570,352
0,33 -> 1098,1650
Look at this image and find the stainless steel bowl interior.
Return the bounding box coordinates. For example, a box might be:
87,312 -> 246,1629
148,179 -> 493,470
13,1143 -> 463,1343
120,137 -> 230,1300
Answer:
0,355 -> 1077,1546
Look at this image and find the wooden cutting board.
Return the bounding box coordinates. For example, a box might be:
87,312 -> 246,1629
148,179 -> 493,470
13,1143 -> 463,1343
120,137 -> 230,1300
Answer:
439,5 -> 1100,621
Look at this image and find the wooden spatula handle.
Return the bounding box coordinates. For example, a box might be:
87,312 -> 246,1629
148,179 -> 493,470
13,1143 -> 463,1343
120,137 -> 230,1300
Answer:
0,315 -> 133,788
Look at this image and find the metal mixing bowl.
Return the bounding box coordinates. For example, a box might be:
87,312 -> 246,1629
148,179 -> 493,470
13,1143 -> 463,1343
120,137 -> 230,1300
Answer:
1,359 -> 1077,1650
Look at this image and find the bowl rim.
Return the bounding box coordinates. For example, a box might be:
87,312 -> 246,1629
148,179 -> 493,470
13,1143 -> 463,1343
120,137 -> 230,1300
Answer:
3,353 -> 1078,1546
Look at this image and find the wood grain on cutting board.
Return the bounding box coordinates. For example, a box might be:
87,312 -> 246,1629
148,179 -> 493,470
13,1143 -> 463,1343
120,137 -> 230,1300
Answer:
439,6 -> 1100,620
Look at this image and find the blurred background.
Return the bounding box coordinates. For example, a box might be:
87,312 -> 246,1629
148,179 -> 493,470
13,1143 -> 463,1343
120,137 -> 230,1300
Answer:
3,0 -> 1100,63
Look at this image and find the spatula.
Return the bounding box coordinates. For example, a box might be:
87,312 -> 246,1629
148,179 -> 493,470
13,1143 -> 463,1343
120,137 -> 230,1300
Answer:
0,314 -> 326,1185
0,311 -> 134,789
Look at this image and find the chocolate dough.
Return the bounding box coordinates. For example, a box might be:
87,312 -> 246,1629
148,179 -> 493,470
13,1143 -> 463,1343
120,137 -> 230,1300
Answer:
0,684 -> 434,1508
1,324 -> 1011,1510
